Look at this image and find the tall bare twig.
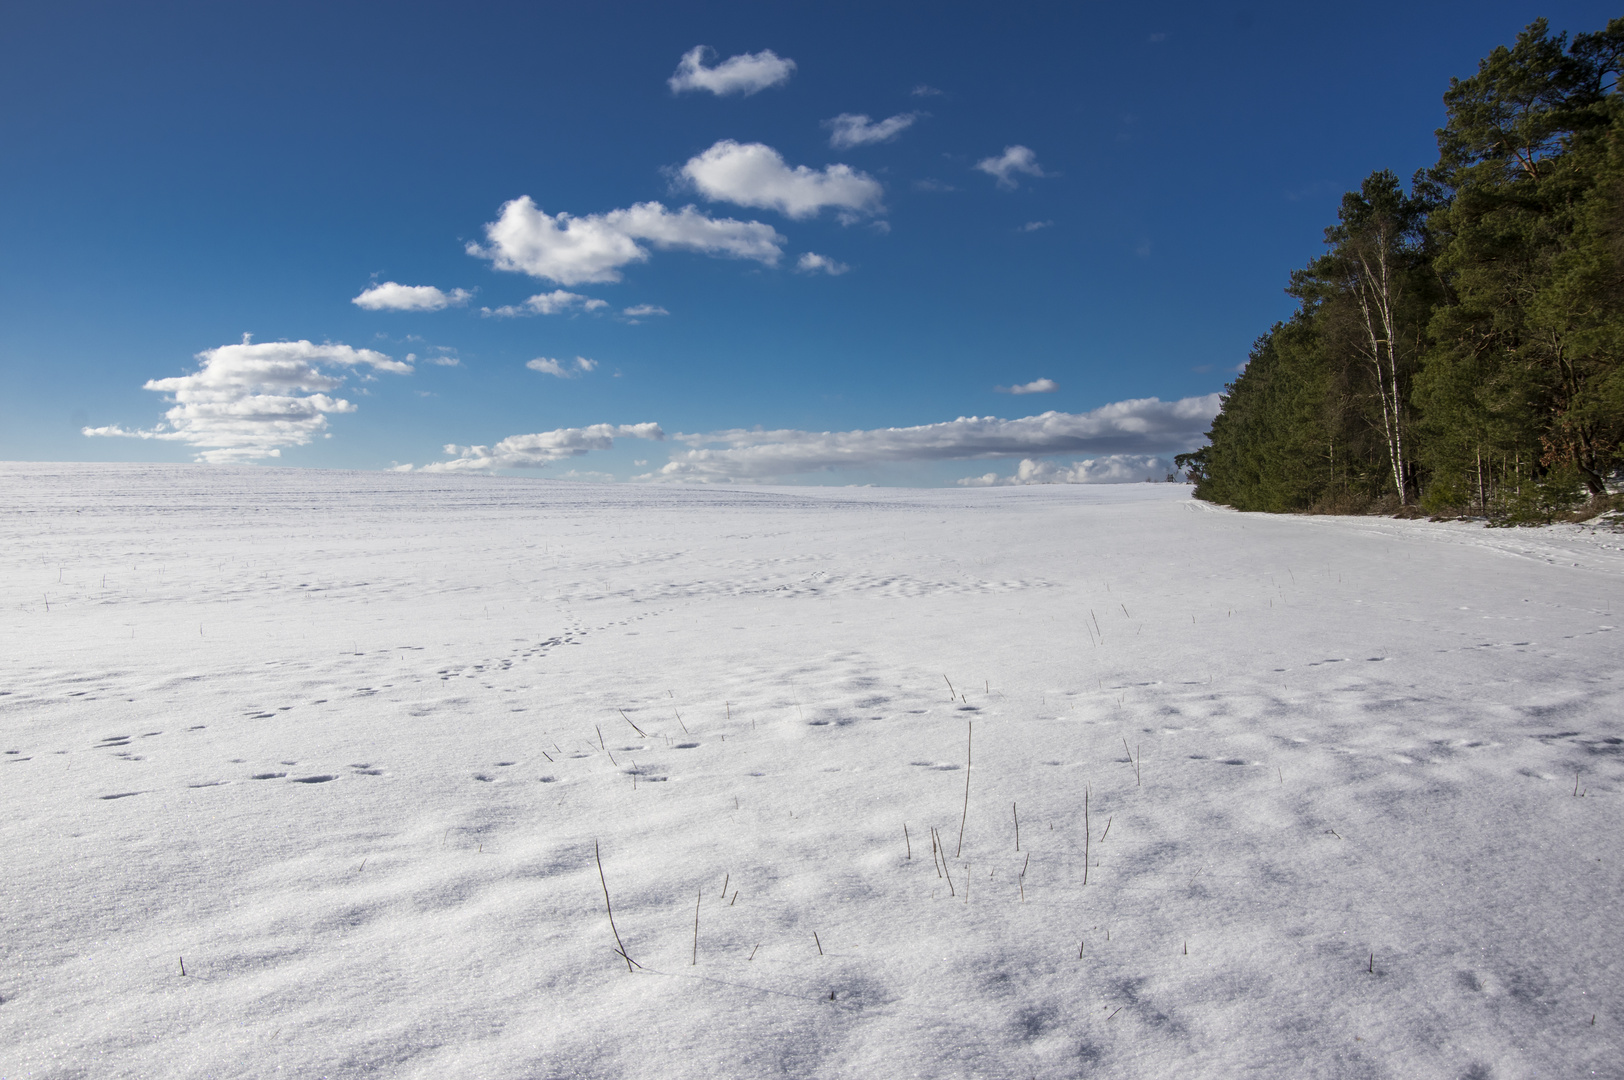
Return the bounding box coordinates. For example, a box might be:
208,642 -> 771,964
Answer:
956,722 -> 972,857
595,840 -> 633,973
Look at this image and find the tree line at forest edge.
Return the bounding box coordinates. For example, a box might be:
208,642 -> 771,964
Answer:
1177,18 -> 1624,522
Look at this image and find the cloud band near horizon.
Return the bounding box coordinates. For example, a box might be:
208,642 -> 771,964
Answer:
411,394 -> 1218,482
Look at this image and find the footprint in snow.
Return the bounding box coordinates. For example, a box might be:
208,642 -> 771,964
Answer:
290,775 -> 336,784
250,772 -> 287,780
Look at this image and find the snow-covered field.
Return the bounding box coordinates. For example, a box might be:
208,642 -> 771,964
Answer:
2,462 -> 1621,1079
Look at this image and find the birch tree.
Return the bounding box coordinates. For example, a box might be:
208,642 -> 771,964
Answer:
1290,172 -> 1436,505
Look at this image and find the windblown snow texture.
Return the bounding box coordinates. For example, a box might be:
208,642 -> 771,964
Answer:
0,464 -> 1619,1078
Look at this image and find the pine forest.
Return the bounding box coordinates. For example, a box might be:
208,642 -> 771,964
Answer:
1183,17 -> 1624,524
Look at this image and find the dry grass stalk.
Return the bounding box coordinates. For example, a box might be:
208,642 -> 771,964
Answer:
1083,785 -> 1091,886
956,722 -> 972,857
594,840 -> 634,973
617,708 -> 647,737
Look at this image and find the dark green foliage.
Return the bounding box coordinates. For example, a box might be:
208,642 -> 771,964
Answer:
1198,17 -> 1624,521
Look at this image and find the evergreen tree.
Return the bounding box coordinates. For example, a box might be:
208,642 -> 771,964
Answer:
1419,18 -> 1624,501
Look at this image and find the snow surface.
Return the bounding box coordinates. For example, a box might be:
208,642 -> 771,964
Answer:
1,462 -> 1621,1079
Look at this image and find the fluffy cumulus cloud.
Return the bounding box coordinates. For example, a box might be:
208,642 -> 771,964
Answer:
796,252 -> 849,275
646,395 -> 1220,482
526,356 -> 597,378
823,112 -> 919,148
418,423 -> 665,473
957,455 -> 1176,486
484,290 -> 608,317
996,378 -> 1058,394
668,46 -> 795,96
681,140 -> 884,221
975,145 -> 1048,189
468,196 -> 783,286
83,337 -> 410,463
351,282 -> 472,311
622,304 -> 669,318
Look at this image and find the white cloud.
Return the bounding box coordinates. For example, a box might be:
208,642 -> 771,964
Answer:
646,395 -> 1220,482
351,282 -> 472,311
1020,220 -> 1054,232
419,422 -> 665,473
975,145 -> 1048,189
527,356 -> 598,378
996,378 -> 1058,394
796,252 -> 849,275
668,46 -> 795,96
911,84 -> 943,97
958,455 -> 1176,486
468,196 -> 784,286
484,289 -> 609,317
622,304 -> 669,317
823,112 -> 919,149
83,337 -> 409,463
405,352 -> 458,369
681,140 -> 884,221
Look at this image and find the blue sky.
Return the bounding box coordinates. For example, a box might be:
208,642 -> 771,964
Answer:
2,1 -> 1616,484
